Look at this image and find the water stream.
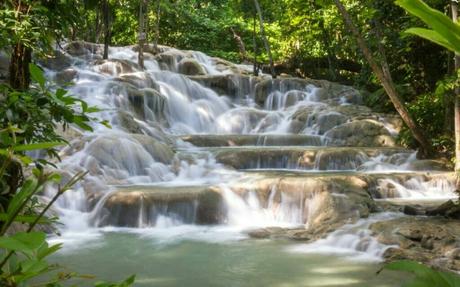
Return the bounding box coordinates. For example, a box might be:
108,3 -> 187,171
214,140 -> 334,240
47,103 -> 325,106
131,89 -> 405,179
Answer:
42,42 -> 457,285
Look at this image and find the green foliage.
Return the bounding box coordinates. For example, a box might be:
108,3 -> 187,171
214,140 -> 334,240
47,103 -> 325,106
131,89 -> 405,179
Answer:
0,0 -> 79,55
0,66 -> 134,286
0,63 -> 102,166
383,260 -> 460,287
396,0 -> 460,54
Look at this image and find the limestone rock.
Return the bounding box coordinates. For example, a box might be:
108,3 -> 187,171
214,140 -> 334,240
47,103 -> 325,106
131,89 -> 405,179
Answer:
371,216 -> 460,272
38,50 -> 73,71
177,58 -> 206,75
94,59 -> 141,75
64,41 -> 104,58
324,119 -> 396,147
54,68 -> 78,85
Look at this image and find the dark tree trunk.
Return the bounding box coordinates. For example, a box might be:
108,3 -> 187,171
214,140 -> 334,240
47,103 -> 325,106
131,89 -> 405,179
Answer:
253,13 -> 258,76
9,41 -> 32,90
334,0 -> 433,157
154,0 -> 161,53
230,27 -> 247,62
103,0 -> 110,60
253,0 -> 275,78
138,0 -> 147,69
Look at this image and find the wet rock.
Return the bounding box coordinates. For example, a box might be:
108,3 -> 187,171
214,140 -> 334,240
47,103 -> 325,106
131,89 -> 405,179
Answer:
96,186 -> 224,227
402,205 -> 423,216
115,72 -> 159,90
177,58 -> 206,76
179,134 -> 322,147
64,41 -> 104,57
315,112 -> 348,134
254,77 -> 362,106
94,59 -> 141,75
85,134 -> 174,177
38,50 -> 73,71
371,216 -> 460,271
189,74 -> 238,96
54,68 -> 78,85
426,200 -> 460,219
154,50 -> 186,70
114,111 -> 143,134
324,119 -> 396,147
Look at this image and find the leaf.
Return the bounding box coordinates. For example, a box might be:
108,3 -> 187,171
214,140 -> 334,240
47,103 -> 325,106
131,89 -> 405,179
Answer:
37,243 -> 62,260
4,178 -> 39,230
12,142 -> 65,152
0,232 -> 46,252
0,213 -> 50,224
396,0 -> 460,54
29,63 -> 46,88
404,28 -> 457,52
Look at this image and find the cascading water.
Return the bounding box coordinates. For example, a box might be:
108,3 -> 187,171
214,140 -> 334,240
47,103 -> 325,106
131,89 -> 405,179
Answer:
42,42 -> 457,278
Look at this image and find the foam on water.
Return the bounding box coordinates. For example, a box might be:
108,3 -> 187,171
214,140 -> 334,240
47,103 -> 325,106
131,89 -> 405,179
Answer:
288,212 -> 403,262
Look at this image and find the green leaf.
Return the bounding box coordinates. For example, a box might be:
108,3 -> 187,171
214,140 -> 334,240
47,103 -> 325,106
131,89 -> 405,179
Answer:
0,213 -> 50,224
0,232 -> 46,252
37,243 -> 62,260
404,28 -> 457,52
12,142 -> 65,152
29,63 -> 46,88
4,178 -> 39,231
396,0 -> 460,54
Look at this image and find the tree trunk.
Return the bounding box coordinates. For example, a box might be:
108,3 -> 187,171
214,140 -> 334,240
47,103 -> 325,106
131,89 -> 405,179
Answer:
253,12 -> 258,76
230,27 -> 247,62
452,1 -> 460,184
9,43 -> 31,90
154,0 -> 161,53
334,0 -> 433,157
95,8 -> 101,43
9,1 -> 32,90
253,0 -> 275,78
103,0 -> 110,60
138,0 -> 146,69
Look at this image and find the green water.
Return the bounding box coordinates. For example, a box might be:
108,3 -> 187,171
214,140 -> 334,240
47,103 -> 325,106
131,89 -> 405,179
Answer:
50,231 -> 406,287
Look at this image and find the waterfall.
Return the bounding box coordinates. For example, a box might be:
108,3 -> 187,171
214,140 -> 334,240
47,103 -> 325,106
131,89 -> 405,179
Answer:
42,42 -> 457,261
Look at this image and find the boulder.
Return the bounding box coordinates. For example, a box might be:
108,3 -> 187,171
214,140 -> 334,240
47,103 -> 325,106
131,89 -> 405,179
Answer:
85,134 -> 174,177
64,41 -> 104,57
188,74 -> 258,97
94,59 -> 141,75
54,68 -> 78,85
324,119 -> 396,147
426,200 -> 460,219
95,185 -> 224,227
115,72 -> 159,90
177,58 -> 206,76
38,50 -> 73,71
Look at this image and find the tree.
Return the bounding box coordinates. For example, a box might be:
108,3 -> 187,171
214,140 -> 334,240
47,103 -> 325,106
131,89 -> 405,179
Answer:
102,0 -> 110,59
138,0 -> 148,68
333,0 -> 433,157
395,0 -> 460,180
153,0 -> 161,53
253,0 -> 275,78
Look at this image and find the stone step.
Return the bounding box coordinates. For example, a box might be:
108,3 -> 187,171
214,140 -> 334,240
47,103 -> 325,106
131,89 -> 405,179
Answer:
203,146 -> 413,170
94,171 -> 455,228
178,134 -> 324,147
95,185 -> 224,227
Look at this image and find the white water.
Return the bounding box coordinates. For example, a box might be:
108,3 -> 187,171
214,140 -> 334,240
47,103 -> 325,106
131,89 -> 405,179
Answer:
42,43 -> 457,262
